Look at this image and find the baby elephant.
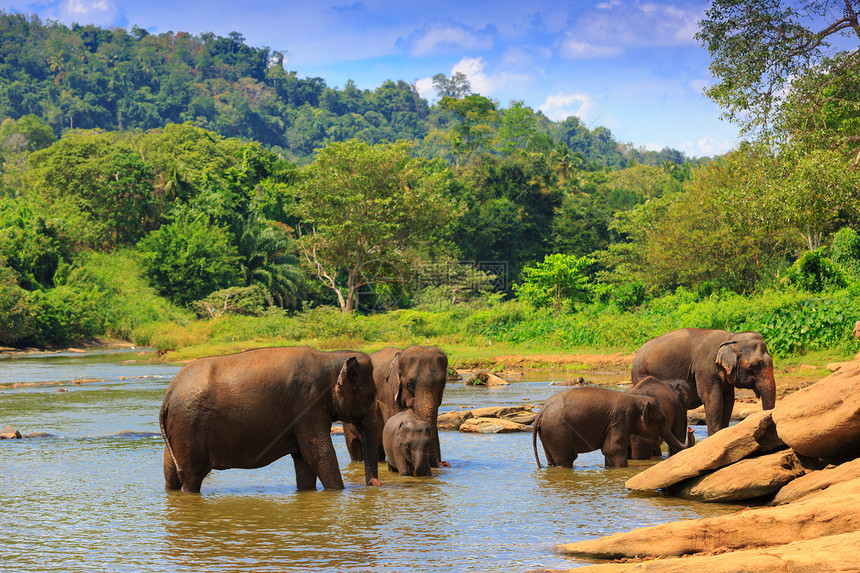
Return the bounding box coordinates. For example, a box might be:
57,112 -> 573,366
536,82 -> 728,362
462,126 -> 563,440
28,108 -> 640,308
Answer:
383,410 -> 433,477
533,385 -> 690,468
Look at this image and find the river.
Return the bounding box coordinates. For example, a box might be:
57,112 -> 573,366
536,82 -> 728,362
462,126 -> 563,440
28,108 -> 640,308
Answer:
0,349 -> 739,572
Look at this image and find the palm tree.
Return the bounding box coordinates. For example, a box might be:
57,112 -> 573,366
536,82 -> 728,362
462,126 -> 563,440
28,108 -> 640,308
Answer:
550,142 -> 583,187
232,209 -> 304,308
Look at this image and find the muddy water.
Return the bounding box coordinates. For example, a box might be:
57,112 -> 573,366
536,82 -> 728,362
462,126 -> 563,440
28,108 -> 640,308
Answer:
0,351 -> 738,572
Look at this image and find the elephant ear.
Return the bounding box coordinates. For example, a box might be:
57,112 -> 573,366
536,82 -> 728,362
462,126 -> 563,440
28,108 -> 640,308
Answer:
641,399 -> 653,428
388,352 -> 406,407
716,341 -> 739,383
336,356 -> 360,388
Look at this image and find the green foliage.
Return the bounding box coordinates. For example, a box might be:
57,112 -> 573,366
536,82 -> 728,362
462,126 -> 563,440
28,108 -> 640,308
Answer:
137,213 -> 239,305
514,254 -> 594,315
0,262 -> 30,344
830,226 -> 860,278
784,249 -> 848,293
24,285 -> 104,347
0,197 -> 65,289
191,285 -> 268,318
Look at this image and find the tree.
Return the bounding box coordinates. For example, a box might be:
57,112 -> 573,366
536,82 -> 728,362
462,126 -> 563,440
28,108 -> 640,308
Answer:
291,140 -> 458,312
513,253 -> 594,316
432,72 -> 471,99
438,94 -> 497,167
697,0 -> 860,139
137,212 -> 239,305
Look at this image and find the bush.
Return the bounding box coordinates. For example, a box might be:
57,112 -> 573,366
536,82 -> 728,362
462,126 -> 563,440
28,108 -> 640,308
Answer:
830,226 -> 860,279
784,249 -> 847,293
137,214 -> 240,305
25,285 -> 105,347
191,285 -> 268,318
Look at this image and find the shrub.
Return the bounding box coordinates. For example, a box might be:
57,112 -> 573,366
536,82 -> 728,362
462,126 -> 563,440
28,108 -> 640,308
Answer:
830,227 -> 860,279
784,249 -> 847,293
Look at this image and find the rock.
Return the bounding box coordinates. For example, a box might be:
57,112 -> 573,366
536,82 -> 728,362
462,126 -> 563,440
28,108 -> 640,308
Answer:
23,432 -> 55,439
854,320 -> 860,339
464,372 -> 509,386
437,410 -> 472,431
438,405 -> 535,430
539,530 -> 860,572
459,417 -> 530,433
626,410 -> 784,491
772,362 -> 860,460
1,425 -> 22,439
669,449 -> 808,502
771,457 -> 860,505
330,426 -> 344,436
557,477 -> 860,560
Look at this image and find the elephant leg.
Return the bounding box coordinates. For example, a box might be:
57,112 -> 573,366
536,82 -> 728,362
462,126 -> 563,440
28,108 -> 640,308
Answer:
603,433 -> 629,467
720,390 -> 735,430
630,435 -> 656,460
296,425 -> 344,490
163,446 -> 182,491
292,452 -> 318,490
342,423 -> 364,462
394,449 -> 412,476
701,387 -> 725,436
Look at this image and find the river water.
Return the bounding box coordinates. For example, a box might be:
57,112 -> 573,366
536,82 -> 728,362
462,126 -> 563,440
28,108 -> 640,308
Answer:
0,350 -> 739,572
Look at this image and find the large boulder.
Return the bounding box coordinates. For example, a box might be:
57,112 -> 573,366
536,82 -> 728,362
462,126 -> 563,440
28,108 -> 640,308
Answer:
771,457 -> 860,505
626,411 -> 784,491
669,449 -> 807,502
535,530 -> 860,572
459,417 -> 529,433
556,477 -> 860,560
437,405 -> 536,431
1,425 -> 22,439
437,409 -> 473,431
464,371 -> 509,386
772,362 -> 860,460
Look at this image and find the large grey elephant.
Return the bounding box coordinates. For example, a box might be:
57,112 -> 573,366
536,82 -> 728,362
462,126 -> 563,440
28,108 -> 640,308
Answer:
344,345 -> 448,467
533,385 -> 689,468
630,328 -> 777,436
159,347 -> 382,493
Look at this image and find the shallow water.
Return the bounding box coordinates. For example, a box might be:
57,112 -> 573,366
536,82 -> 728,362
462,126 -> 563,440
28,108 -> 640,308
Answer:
0,350 -> 739,572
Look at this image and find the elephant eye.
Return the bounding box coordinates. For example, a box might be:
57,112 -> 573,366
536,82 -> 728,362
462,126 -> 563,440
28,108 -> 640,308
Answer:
406,379 -> 416,391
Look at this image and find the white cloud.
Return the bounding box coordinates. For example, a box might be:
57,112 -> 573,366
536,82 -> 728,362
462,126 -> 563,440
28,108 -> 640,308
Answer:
559,34 -> 623,59
539,92 -> 600,124
414,76 -> 435,101
571,1 -> 704,51
681,136 -> 735,157
398,21 -> 495,57
68,0 -> 111,15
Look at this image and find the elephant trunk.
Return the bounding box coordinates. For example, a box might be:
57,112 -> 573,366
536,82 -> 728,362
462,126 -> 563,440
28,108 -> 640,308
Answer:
414,398 -> 441,467
757,366 -> 777,411
360,409 -> 382,486
660,421 -> 689,452
411,445 -> 430,477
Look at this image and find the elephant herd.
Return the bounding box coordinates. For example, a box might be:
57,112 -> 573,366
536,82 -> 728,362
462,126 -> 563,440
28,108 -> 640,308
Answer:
159,328 -> 777,493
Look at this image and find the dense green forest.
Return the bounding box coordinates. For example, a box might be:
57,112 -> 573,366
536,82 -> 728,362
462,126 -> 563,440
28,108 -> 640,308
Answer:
2,7 -> 860,358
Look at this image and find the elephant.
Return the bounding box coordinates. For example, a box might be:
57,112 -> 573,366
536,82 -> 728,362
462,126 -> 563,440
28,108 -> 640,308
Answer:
382,410 -> 433,477
343,345 -> 448,468
630,329 -> 777,436
627,376 -> 695,459
532,385 -> 689,468
159,347 -> 382,493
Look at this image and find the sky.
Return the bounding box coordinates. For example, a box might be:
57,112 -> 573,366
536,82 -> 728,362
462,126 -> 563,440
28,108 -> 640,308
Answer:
0,0 -> 741,157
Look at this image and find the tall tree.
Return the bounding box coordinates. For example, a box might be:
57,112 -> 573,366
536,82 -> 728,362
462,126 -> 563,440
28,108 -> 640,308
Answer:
291,140 -> 458,312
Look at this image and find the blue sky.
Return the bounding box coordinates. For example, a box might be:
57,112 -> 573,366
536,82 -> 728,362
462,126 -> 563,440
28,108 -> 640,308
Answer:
1,0 -> 740,157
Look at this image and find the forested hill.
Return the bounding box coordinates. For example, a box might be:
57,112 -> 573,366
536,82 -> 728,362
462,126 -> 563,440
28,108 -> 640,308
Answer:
0,11 -> 692,166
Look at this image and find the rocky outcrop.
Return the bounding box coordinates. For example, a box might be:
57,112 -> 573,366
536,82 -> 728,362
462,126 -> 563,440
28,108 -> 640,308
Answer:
770,457 -> 860,505
626,411 -> 784,491
771,361 -> 860,461
538,530 -> 860,572
556,477 -> 860,560
463,371 -> 509,386
669,449 -> 808,502
1,425 -> 22,439
437,405 -> 536,432
459,417 -> 529,433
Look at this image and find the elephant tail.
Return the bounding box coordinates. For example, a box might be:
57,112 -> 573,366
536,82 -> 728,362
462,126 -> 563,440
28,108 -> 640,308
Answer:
159,401 -> 183,478
533,411 -> 543,469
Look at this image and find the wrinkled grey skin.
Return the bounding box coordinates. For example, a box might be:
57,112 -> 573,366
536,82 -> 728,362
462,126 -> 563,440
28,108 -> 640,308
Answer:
630,329 -> 777,436
627,376 -> 694,459
533,386 -> 689,468
344,345 -> 448,467
159,347 -> 381,493
382,410 -> 433,477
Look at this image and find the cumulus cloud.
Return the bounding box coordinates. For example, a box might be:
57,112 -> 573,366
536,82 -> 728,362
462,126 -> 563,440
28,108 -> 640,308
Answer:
415,57 -> 533,102
62,0 -> 118,24
561,0 -> 704,59
397,21 -> 496,57
681,136 -> 735,157
539,92 -> 600,124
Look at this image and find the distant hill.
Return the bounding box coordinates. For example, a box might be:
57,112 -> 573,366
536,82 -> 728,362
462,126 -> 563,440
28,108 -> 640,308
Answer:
0,11 -> 699,166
